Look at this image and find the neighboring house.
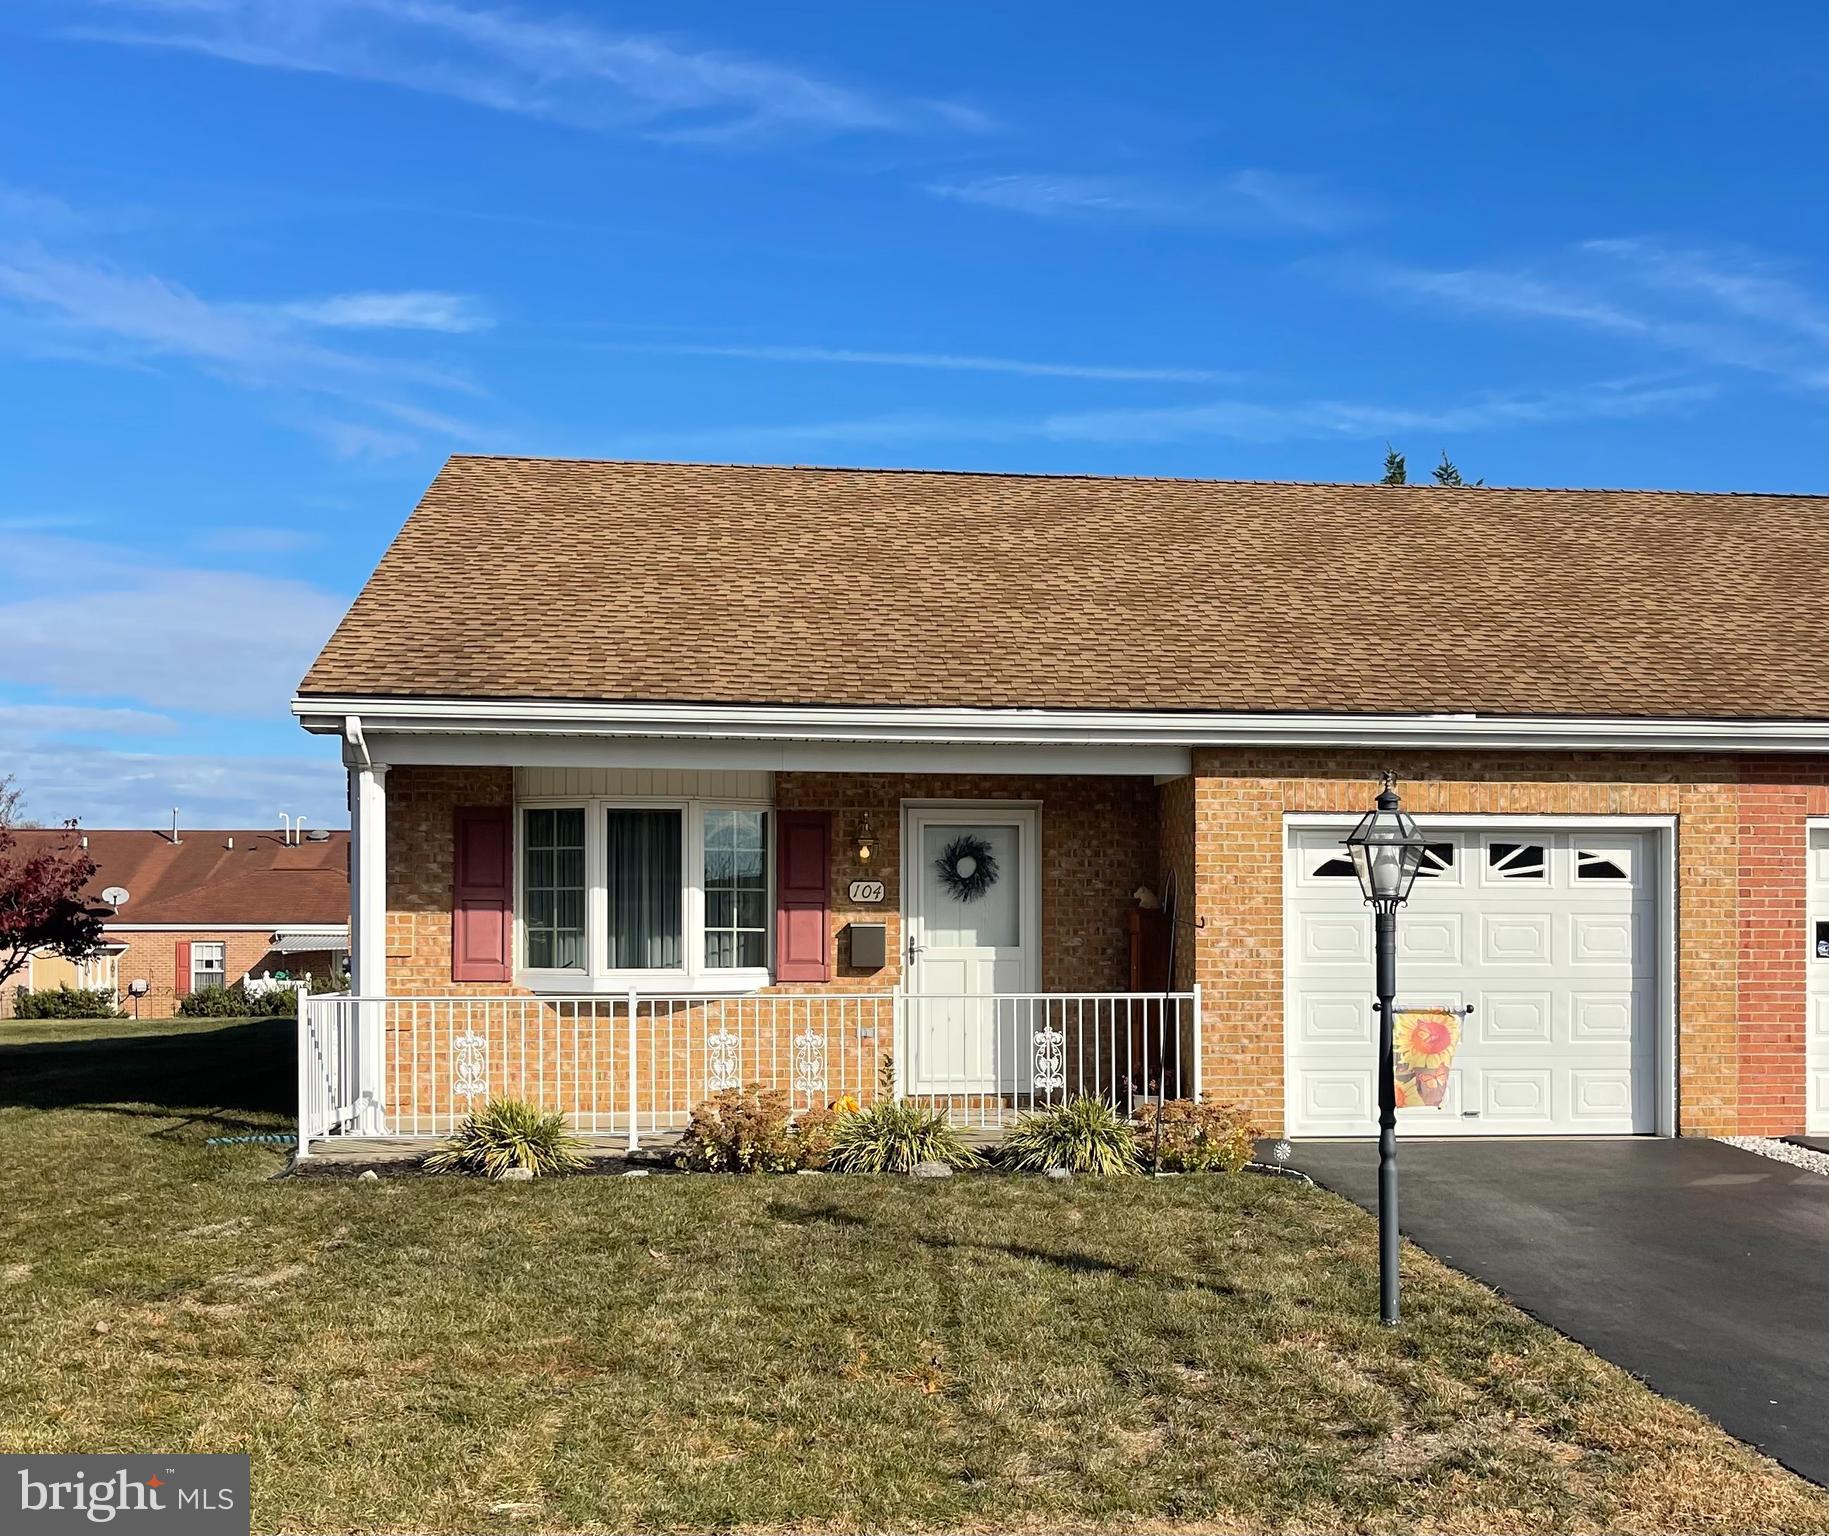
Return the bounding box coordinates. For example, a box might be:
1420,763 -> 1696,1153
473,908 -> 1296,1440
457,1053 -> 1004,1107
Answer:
294,456 -> 1829,1146
5,826 -> 350,1017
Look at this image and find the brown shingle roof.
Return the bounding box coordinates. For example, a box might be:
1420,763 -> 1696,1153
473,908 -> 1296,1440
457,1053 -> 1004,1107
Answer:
9,828 -> 349,927
299,456 -> 1829,721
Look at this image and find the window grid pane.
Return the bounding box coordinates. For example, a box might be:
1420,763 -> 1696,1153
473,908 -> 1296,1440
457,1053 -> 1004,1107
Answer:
704,809 -> 767,969
524,808 -> 587,970
192,941 -> 227,993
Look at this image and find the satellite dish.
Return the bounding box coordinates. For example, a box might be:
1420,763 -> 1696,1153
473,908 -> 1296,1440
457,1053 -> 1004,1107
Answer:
101,886 -> 129,907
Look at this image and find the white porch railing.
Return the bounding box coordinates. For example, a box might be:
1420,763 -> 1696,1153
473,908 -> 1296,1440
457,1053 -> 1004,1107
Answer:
297,988 -> 1201,1157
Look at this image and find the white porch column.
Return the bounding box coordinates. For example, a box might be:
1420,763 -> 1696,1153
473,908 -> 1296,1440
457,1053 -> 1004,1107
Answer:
348,761 -> 389,1131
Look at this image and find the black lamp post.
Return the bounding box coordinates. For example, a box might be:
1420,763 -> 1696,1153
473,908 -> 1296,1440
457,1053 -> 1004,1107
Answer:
1343,772 -> 1428,1326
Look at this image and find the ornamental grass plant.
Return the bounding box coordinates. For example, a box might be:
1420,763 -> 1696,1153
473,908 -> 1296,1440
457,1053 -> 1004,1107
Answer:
423,1098 -> 588,1178
826,1099 -> 981,1174
999,1095 -> 1139,1175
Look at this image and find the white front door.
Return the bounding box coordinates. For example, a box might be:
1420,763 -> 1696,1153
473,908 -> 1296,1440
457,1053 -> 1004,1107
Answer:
1286,824 -> 1659,1136
1806,827 -> 1829,1135
904,806 -> 1037,1095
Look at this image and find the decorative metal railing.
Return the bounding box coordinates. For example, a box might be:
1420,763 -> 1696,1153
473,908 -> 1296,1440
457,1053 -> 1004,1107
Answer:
297,988 -> 1201,1156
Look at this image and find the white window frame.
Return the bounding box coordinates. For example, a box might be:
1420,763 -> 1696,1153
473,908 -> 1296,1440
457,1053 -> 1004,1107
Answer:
515,792 -> 774,994
191,941 -> 227,993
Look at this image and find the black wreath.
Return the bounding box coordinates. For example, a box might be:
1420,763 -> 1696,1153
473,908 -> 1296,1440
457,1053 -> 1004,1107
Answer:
936,834 -> 999,902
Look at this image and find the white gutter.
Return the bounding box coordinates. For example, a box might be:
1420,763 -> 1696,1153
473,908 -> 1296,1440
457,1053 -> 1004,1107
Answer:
292,694 -> 1829,755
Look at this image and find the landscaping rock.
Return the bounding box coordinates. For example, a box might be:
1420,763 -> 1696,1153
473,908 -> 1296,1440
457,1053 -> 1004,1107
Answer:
1045,1168 -> 1072,1181
912,1161 -> 954,1179
622,1167 -> 652,1178
496,1167 -> 535,1183
357,1169 -> 379,1182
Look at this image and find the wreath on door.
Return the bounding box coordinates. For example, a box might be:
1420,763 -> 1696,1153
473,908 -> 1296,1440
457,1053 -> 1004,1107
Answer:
936,833 -> 999,902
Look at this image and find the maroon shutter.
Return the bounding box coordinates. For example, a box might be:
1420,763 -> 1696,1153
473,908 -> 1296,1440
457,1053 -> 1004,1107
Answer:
453,806 -> 513,983
774,810 -> 831,983
173,940 -> 193,998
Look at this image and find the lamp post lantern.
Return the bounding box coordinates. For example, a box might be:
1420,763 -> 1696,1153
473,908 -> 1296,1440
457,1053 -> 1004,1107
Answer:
1342,772 -> 1428,1326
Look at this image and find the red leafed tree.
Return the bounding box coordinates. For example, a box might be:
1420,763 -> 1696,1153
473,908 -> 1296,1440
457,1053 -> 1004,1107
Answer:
0,777 -> 107,990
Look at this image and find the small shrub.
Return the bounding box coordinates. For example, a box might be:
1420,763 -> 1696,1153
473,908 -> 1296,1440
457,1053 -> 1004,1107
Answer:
682,1084 -> 843,1173
423,1099 -> 587,1178
1133,1098 -> 1262,1173
175,980 -> 299,1018
175,984 -> 243,1018
11,985 -> 123,1020
1000,1096 -> 1139,1175
789,1101 -> 847,1171
827,1100 -> 981,1174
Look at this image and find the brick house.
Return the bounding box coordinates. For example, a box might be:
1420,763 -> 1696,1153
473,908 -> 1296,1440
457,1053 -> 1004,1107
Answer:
5,826 -> 349,1018
294,456 -> 1829,1148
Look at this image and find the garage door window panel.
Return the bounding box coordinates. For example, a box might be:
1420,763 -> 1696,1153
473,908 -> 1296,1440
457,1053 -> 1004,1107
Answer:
1485,841 -> 1547,882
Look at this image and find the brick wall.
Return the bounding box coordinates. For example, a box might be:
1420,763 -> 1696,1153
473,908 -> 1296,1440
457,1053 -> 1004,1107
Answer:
384,765 -> 514,996
381,767 -> 1157,997
1735,760 -> 1829,1134
117,930 -> 296,1018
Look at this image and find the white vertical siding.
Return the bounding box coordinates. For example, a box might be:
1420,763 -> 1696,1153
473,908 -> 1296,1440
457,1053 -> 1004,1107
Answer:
516,766 -> 774,801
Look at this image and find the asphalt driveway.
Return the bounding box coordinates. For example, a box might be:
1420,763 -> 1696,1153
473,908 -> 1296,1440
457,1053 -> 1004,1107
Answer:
1287,1137 -> 1829,1485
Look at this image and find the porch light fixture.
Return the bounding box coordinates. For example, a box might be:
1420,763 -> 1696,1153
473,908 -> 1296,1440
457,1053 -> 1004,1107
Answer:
1342,771 -> 1428,1327
855,811 -> 876,865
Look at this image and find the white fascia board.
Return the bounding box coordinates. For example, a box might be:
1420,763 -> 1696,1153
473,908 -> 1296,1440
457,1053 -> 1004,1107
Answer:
292,694 -> 1829,755
106,923 -> 302,933
372,732 -> 1190,776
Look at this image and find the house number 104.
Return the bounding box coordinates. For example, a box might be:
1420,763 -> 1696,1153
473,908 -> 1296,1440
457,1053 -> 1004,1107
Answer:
848,880 -> 886,903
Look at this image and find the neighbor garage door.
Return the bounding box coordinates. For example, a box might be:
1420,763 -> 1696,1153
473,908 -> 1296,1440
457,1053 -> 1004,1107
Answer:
1285,825 -> 1658,1136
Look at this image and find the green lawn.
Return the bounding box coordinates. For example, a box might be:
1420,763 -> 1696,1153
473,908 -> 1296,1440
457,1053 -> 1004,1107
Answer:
1,1019 -> 1825,1535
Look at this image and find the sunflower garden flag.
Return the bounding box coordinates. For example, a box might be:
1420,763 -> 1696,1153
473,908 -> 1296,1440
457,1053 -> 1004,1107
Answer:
1392,1007 -> 1462,1108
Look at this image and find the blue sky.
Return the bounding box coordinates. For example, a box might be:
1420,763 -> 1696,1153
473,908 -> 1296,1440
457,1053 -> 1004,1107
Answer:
3,1 -> 1827,829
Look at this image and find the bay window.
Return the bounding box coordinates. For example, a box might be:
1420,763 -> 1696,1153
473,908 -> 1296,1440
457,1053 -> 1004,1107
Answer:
517,796 -> 772,988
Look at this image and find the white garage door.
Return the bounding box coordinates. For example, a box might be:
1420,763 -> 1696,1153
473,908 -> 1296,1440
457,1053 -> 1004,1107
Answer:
1806,827 -> 1829,1135
1286,825 -> 1658,1136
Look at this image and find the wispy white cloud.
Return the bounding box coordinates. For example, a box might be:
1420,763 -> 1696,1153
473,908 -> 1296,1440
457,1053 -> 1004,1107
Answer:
71,0 -> 987,144
194,525 -> 325,556
0,533 -> 348,716
0,703 -> 177,737
1042,378 -> 1713,446
926,168 -> 1366,233
1365,239 -> 1829,390
614,340 -> 1235,384
280,288 -> 491,332
1,730 -> 346,830
0,180 -> 82,231
0,241 -> 492,456
611,377 -> 1711,457
1584,238 -> 1829,349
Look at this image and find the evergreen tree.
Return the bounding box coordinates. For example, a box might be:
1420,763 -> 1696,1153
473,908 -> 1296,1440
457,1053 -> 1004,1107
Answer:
1431,450 -> 1484,487
1380,444 -> 1406,485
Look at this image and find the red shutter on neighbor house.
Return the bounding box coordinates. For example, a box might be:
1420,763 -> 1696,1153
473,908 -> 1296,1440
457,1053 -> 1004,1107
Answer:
774,810 -> 831,983
452,806 -> 513,983
173,940 -> 193,998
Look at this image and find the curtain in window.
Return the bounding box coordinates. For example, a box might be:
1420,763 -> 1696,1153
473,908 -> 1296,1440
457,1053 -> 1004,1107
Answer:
606,809 -> 683,969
